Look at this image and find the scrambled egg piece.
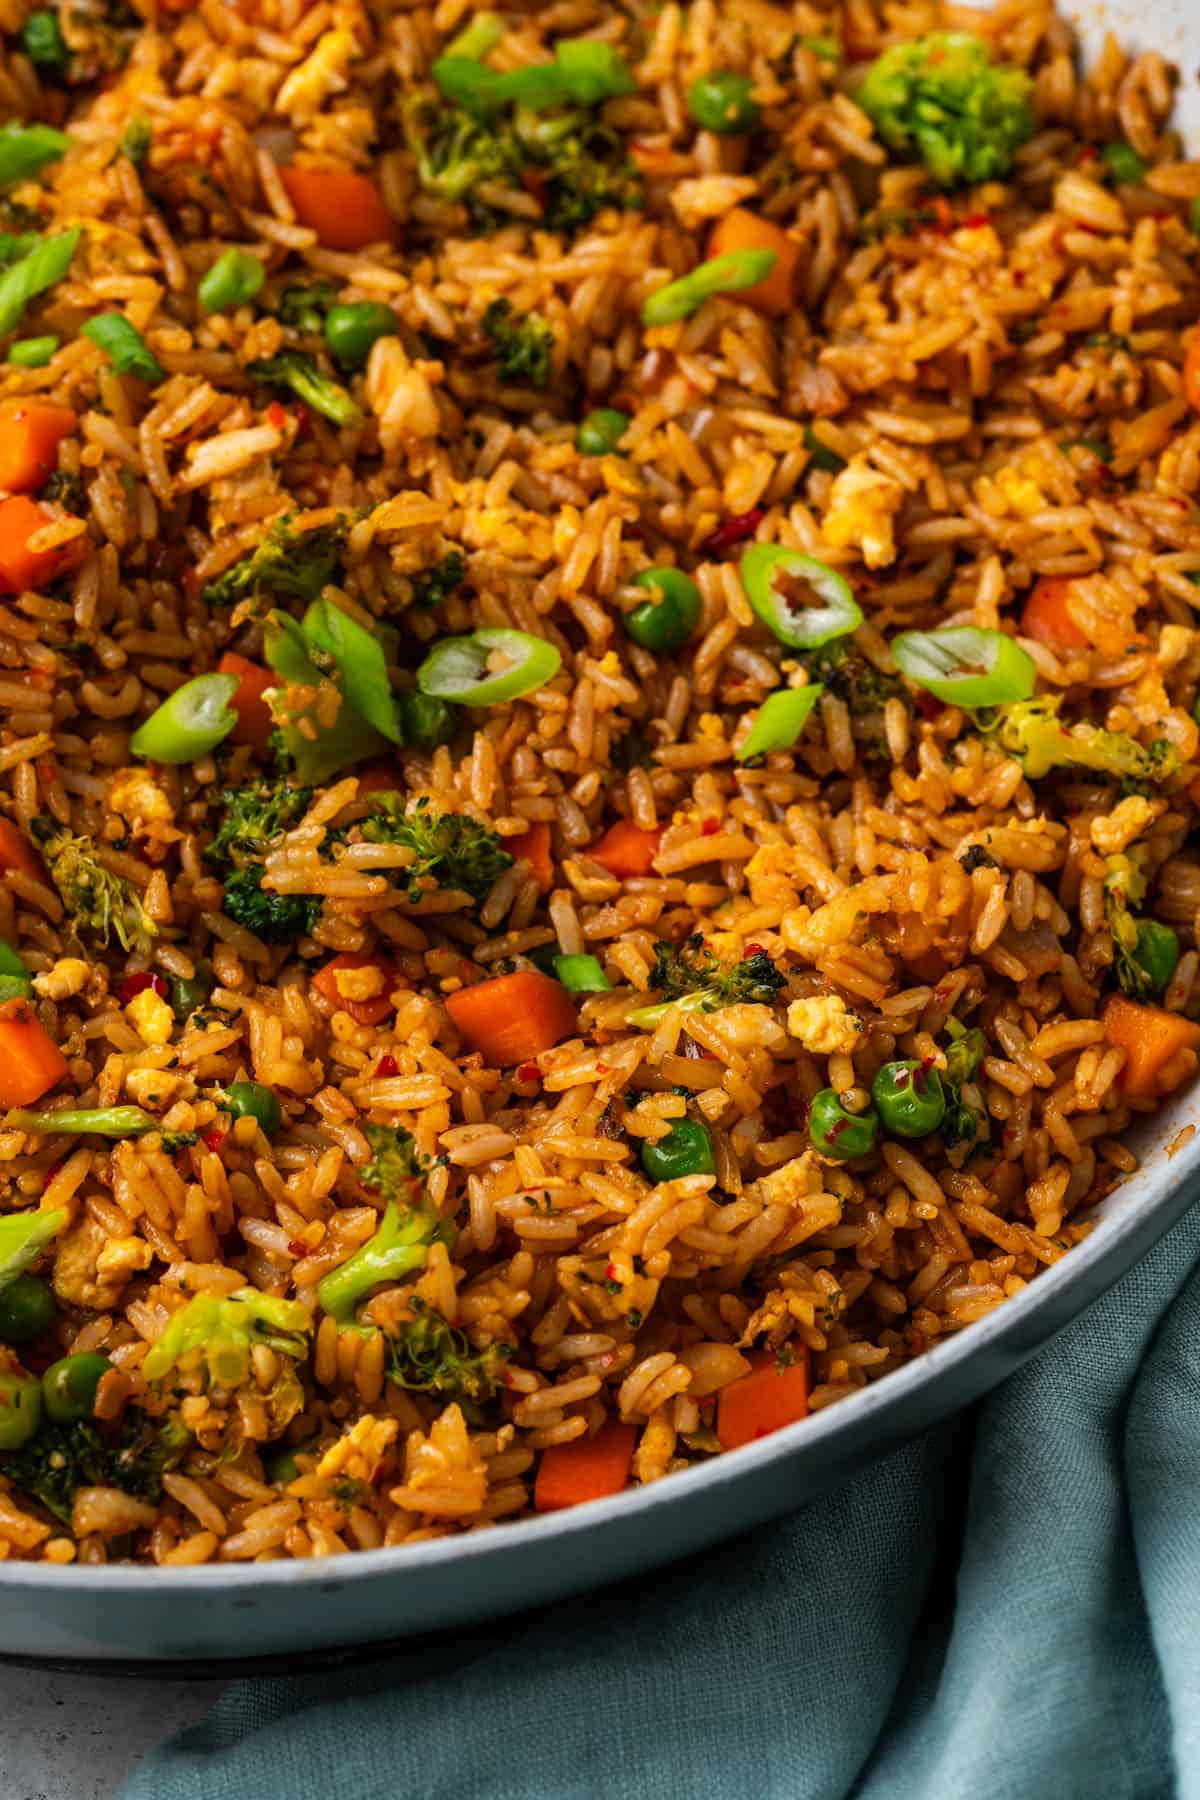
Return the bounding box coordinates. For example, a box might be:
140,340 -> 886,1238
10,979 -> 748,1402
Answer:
822,458 -> 903,568
276,27 -> 355,117
109,767 -> 174,836
1090,795 -> 1165,856
314,1414 -> 398,1491
126,987 -> 174,1046
786,993 -> 862,1056
95,1234 -> 154,1287
1157,624 -> 1193,672
52,1216 -> 128,1311
669,174 -> 759,230
993,466 -> 1045,518
32,957 -> 90,1001
124,1067 -> 185,1109
334,964 -> 386,1002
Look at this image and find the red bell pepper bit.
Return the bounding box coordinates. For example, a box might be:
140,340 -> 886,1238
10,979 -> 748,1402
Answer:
117,971 -> 168,1005
376,1053 -> 399,1078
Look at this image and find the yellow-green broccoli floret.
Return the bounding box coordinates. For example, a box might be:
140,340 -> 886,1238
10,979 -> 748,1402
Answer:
32,820 -> 157,953
142,1289 -> 311,1388
387,1298 -> 506,1404
858,33 -> 1034,188
629,933 -> 785,1028
992,696 -> 1179,784
317,1127 -> 453,1326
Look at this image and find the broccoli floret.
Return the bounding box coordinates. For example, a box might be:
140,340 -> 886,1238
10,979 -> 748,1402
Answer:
386,1296 -> 505,1403
277,280 -> 337,336
1103,853 -> 1154,1000
481,298 -> 553,389
142,1288 -> 311,1388
41,470 -> 87,514
803,639 -> 904,717
119,115 -> 151,166
404,99 -> 521,204
245,352 -> 362,428
991,696 -> 1180,784
939,1018 -> 986,1149
205,779 -> 314,874
958,845 -> 999,874
221,863 -> 321,943
358,795 -> 512,901
202,514 -> 347,610
317,1126 -> 453,1325
0,1207 -> 66,1287
32,819 -> 157,953
411,550 -> 467,609
629,933 -> 785,1027
514,113 -> 642,231
858,32 -> 1034,188
2,1409 -> 189,1525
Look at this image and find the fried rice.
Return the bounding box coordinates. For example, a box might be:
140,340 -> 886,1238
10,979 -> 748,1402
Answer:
0,0 -> 1197,1567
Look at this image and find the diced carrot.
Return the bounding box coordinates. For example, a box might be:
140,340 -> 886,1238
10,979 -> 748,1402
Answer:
1185,329 -> 1200,412
1102,995 -> 1200,1098
0,997 -> 68,1108
0,818 -> 44,882
312,952 -> 398,1028
716,1347 -> 810,1451
355,764 -> 403,797
508,822 -> 553,894
588,819 -> 663,880
0,495 -> 84,594
279,166 -> 394,251
534,1417 -> 637,1512
0,405 -> 76,494
446,971 -> 577,1067
217,652 -> 276,754
1021,576 -> 1089,650
707,208 -> 802,317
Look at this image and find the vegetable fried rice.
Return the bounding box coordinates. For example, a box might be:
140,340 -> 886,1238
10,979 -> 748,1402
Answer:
0,0 -> 1197,1567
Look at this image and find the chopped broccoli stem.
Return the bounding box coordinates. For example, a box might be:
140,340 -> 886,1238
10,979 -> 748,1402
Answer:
317,1126 -> 452,1325
142,1289 -> 311,1388
32,819 -> 157,953
990,696 -> 1179,784
205,780 -> 314,873
858,32 -> 1035,187
245,352 -> 362,428
481,298 -> 554,388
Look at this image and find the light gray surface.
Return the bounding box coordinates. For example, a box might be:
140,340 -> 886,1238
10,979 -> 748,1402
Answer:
1,1667 -> 218,1800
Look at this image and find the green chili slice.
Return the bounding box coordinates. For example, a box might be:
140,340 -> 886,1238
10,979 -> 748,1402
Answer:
554,39 -> 636,105
554,953 -> 612,993
417,629 -> 561,705
740,544 -> 862,649
736,684 -> 824,760
642,249 -> 777,326
892,627 -> 1035,707
198,248 -> 266,314
7,334 -> 57,367
0,122 -> 69,186
444,12 -> 504,59
130,672 -> 238,763
0,229 -> 79,338
82,312 -> 164,382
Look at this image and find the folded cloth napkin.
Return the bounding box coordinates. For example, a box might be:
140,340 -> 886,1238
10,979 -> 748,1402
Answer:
121,1201 -> 1200,1800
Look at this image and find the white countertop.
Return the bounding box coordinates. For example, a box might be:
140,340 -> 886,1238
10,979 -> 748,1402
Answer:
2,1666 -> 220,1800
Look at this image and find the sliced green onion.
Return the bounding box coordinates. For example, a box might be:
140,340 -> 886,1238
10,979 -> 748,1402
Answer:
130,672 -> 238,763
432,54 -> 504,114
0,1207 -> 65,1288
302,598 -> 402,744
1102,141 -> 1147,185
0,229 -> 79,338
1190,196 -> 1200,237
642,249 -> 777,326
418,628 -> 561,705
0,122 -> 69,186
737,684 -> 823,760
5,1106 -> 159,1137
554,953 -> 611,993
198,248 -> 266,314
576,407 -> 630,455
444,12 -> 504,59
554,39 -> 636,105
740,544 -> 862,649
19,11 -> 68,69
799,34 -> 841,61
82,311 -> 164,382
892,627 -> 1036,707
686,71 -> 761,135
493,63 -> 570,109
0,940 -> 32,1000
7,334 -> 57,367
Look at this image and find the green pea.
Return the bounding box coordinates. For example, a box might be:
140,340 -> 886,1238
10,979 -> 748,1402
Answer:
871,1060 -> 946,1138
624,567 -> 702,654
42,1351 -> 110,1422
687,71 -> 761,135
0,1364 -> 41,1447
225,1081 -> 283,1137
0,1274 -> 54,1345
198,248 -> 265,314
1133,920 -> 1180,997
169,961 -> 214,1024
398,688 -> 457,750
324,303 -> 398,369
640,1118 -> 715,1182
808,1088 -> 878,1159
576,408 -> 630,456
264,1443 -> 302,1484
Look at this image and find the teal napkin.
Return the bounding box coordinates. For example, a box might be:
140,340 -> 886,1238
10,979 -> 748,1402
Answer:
122,1202 -> 1200,1800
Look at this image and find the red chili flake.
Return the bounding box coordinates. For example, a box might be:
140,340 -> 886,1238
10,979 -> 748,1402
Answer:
291,403 -> 311,437
118,971 -> 168,1005
915,692 -> 942,721
702,818 -> 719,837
1013,270 -> 1026,286
517,1062 -> 540,1083
288,1239 -> 307,1258
746,943 -> 764,954
376,1053 -> 399,1078
1078,145 -> 1099,164
265,401 -> 288,431
893,1067 -> 911,1090
605,1263 -> 619,1281
202,1128 -> 226,1152
961,212 -> 991,229
702,508 -> 764,555
44,1163 -> 61,1183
